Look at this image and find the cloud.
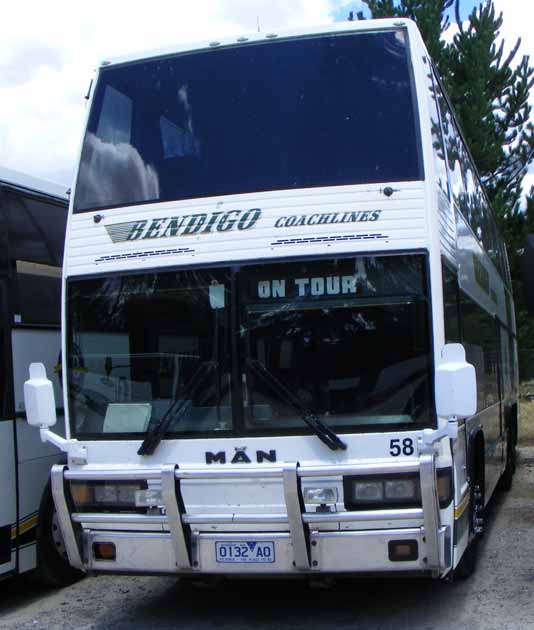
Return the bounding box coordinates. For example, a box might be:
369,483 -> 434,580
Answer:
0,0 -> 336,186
1,0 -> 531,194
0,43 -> 63,88
76,134 -> 160,209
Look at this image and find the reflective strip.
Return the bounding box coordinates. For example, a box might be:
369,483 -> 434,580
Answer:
454,493 -> 470,519
10,513 -> 38,539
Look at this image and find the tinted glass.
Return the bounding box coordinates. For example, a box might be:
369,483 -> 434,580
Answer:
442,263 -> 460,343
0,281 -> 12,419
4,191 -> 66,266
74,30 -> 422,212
428,70 -> 449,197
460,291 -> 499,410
435,82 -> 507,282
15,273 -> 61,326
67,255 -> 434,438
241,257 -> 432,430
500,325 -> 512,402
2,190 -> 67,326
68,270 -> 232,436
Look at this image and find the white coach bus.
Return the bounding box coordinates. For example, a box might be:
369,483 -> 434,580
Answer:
24,18 -> 518,581
0,167 -> 79,584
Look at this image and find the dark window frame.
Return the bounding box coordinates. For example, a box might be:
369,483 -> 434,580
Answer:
431,64 -> 511,291
66,250 -> 437,440
74,29 -> 424,214
0,184 -> 67,420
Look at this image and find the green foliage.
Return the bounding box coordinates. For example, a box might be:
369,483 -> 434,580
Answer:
363,0 -> 453,66
364,0 -> 534,365
447,3 -> 534,216
525,187 -> 534,235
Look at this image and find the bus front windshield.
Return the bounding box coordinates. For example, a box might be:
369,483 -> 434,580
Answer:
73,30 -> 421,212
67,255 -> 434,439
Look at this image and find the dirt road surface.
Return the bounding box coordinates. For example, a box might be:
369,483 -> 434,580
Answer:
2,448 -> 534,630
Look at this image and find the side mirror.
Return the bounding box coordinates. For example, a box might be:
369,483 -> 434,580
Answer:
435,344 -> 477,420
24,363 -> 57,428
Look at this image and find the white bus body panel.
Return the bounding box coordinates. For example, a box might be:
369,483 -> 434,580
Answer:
65,182 -> 428,277
10,305 -> 65,574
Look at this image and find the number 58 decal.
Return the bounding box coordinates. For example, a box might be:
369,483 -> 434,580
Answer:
389,438 -> 415,457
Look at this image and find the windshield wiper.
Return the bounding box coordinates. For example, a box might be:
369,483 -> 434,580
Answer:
138,361 -> 217,456
246,359 -> 347,451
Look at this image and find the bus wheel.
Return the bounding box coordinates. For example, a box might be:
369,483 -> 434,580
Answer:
32,482 -> 84,587
454,482 -> 484,579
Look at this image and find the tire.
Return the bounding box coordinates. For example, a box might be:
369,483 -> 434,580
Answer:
31,482 -> 84,587
454,480 -> 484,580
454,536 -> 478,579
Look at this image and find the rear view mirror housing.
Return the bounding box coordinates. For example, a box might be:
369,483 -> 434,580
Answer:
435,344 -> 477,420
24,363 -> 57,428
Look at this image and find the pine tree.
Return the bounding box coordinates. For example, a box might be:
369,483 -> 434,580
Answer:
363,0 -> 453,68
362,0 -> 534,359
445,3 -> 534,223
362,1 -> 534,216
525,188 -> 534,235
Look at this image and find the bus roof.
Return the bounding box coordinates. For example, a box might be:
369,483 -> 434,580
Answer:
0,166 -> 69,202
100,18 -> 416,69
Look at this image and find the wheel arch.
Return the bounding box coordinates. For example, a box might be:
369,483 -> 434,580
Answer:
504,402 -> 518,447
466,427 -> 485,500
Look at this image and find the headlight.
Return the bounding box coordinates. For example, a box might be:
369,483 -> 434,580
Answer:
384,478 -> 419,501
353,481 -> 384,502
134,488 -> 164,507
343,474 -> 421,510
343,469 -> 453,510
69,481 -> 147,512
303,487 -> 338,504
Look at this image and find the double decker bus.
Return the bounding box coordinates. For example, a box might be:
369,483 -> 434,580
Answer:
24,18 -> 518,581
0,167 -> 78,584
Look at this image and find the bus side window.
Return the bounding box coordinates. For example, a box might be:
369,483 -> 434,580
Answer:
427,69 -> 449,198
459,291 -> 499,411
499,325 -> 512,403
5,190 -> 67,326
509,330 -> 518,397
441,262 -> 460,343
435,84 -> 463,208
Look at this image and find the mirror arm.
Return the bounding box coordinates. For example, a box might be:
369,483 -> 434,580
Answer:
39,428 -> 88,465
421,415 -> 459,447
40,427 -> 68,448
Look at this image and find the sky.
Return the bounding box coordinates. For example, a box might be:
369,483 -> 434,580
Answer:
0,0 -> 532,198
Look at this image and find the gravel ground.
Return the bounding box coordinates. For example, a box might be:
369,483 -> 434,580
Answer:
1,449 -> 534,630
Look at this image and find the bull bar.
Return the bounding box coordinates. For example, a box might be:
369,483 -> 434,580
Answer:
51,451 -> 450,577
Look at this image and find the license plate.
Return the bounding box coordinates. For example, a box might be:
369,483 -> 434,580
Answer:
215,541 -> 275,563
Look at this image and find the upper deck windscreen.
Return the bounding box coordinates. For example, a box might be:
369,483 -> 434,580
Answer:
74,30 -> 422,213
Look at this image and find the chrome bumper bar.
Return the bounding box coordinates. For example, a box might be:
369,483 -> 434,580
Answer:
51,455 -> 448,577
